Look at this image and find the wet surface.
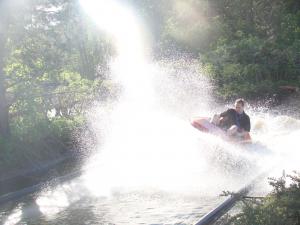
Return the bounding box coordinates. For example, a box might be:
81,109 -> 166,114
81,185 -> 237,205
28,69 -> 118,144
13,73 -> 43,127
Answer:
0,181 -> 223,225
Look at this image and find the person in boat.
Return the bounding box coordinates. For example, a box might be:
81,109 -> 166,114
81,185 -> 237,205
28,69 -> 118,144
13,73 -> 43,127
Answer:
211,98 -> 250,138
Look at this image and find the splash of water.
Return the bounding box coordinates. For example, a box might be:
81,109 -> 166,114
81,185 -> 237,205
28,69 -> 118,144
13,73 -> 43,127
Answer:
79,0 -> 260,197
41,0 -> 300,200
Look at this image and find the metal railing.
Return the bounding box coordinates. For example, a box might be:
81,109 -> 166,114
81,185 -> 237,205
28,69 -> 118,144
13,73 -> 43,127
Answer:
195,171 -> 270,225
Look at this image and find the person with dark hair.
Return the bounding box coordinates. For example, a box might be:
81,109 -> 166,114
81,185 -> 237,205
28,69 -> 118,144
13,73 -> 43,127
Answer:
211,98 -> 251,138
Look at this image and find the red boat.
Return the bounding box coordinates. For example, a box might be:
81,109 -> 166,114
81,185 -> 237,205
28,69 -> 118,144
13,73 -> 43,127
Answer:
191,117 -> 251,144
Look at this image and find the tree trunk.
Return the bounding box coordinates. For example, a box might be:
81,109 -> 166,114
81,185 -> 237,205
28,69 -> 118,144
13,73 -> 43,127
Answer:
0,3 -> 11,138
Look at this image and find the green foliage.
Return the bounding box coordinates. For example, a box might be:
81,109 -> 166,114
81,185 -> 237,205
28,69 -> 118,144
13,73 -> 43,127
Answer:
2,0 -> 114,129
155,0 -> 300,99
0,115 -> 85,172
205,0 -> 300,99
0,0 -> 115,169
227,172 -> 300,225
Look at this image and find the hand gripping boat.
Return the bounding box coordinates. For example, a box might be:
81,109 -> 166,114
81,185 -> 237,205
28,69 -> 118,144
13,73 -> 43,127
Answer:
191,117 -> 251,144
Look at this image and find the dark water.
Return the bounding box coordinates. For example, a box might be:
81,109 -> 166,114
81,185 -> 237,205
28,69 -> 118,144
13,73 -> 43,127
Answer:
0,178 -> 223,225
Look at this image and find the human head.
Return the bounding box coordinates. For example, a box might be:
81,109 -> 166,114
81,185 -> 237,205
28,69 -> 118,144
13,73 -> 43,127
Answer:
234,98 -> 246,114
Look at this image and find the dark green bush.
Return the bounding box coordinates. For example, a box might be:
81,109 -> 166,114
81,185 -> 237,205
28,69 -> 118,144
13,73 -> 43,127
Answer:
228,172 -> 300,225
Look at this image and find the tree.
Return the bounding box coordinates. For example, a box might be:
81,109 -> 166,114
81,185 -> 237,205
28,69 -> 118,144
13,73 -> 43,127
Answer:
201,0 -> 300,99
0,0 -> 113,140
0,1 -> 11,138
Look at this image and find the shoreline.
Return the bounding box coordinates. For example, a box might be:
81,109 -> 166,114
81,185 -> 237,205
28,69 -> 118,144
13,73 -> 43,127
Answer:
0,151 -> 81,198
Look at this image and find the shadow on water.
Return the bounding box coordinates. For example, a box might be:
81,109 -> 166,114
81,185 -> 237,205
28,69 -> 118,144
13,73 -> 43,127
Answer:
20,196 -> 43,224
0,180 -> 95,224
0,195 -> 42,225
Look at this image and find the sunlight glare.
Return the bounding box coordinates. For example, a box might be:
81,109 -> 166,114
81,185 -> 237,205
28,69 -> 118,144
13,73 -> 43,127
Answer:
36,185 -> 73,217
79,0 -> 145,62
3,207 -> 22,225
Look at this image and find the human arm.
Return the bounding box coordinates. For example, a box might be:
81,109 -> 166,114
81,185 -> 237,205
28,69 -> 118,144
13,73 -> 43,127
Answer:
243,115 -> 250,132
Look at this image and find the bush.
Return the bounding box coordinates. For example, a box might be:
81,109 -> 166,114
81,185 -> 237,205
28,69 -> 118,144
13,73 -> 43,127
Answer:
0,115 -> 86,173
199,1 -> 300,100
227,172 -> 300,225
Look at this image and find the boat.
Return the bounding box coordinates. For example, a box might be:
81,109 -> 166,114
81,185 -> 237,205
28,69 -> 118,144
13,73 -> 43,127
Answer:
191,117 -> 252,144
